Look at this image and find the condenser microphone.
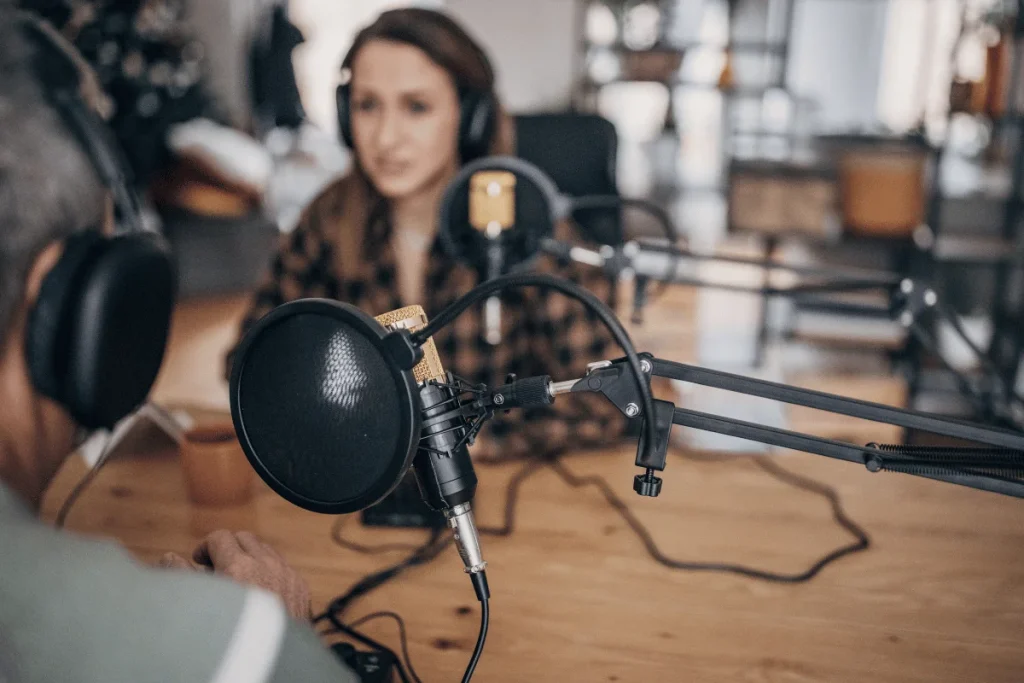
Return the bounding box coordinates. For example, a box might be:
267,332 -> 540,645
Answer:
438,156 -> 559,341
438,155 -> 681,326
375,306 -> 486,574
468,171 -> 515,345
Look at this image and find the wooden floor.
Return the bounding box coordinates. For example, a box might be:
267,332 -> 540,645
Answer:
40,287 -> 1024,682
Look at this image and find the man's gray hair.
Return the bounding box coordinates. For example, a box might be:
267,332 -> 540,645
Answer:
0,6 -> 106,346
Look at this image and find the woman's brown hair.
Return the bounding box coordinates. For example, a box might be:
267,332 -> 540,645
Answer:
329,8 -> 514,278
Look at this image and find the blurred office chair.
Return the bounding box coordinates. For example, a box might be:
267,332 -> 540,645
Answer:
514,112 -> 623,246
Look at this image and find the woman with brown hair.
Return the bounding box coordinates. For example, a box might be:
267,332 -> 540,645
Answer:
229,7 -> 626,458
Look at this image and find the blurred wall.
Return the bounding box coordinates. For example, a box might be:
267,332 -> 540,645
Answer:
786,0 -> 889,131
185,0 -> 277,131
185,0 -> 894,135
446,0 -> 579,113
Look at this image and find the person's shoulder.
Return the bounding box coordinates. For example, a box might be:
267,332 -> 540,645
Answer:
0,500 -> 358,681
0,516 -> 249,681
311,174 -> 349,212
299,174 -> 354,233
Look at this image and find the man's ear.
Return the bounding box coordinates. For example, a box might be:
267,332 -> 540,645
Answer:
24,241 -> 65,308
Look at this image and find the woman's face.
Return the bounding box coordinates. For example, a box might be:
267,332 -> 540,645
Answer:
349,39 -> 462,200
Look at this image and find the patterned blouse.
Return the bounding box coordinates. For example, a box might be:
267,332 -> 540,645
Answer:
227,181 -> 630,460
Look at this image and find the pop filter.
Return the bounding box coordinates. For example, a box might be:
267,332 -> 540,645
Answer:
229,299 -> 421,514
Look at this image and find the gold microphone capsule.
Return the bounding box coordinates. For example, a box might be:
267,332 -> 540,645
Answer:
469,170 -> 515,237
375,305 -> 445,384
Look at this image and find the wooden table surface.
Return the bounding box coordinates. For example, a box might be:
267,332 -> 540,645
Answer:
40,289 -> 1024,682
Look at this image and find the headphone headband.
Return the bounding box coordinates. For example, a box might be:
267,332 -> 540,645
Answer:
18,13 -> 144,234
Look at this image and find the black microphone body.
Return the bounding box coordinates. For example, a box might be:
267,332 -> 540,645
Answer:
375,306 -> 488,575
414,375 -> 477,510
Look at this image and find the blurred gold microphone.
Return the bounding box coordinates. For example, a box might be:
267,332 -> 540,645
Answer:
469,170 -> 516,345
470,170 -> 516,235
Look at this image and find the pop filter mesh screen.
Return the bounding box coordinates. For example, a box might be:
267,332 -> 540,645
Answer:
235,311 -> 404,507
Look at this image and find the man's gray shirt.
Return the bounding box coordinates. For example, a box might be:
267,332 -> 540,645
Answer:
0,482 -> 357,683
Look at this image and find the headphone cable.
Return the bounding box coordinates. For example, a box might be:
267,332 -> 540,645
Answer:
55,430 -> 115,529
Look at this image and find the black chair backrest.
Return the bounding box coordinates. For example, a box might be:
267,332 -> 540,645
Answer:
514,112 -> 622,245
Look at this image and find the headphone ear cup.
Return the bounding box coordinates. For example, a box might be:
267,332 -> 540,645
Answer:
26,231 -> 104,408
337,82 -> 353,149
458,89 -> 497,163
63,235 -> 176,429
25,232 -> 176,429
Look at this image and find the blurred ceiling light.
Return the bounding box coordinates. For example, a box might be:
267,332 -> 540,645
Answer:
698,0 -> 729,45
623,1 -> 662,50
585,1 -> 618,46
681,46 -> 726,84
598,81 -> 671,142
587,47 -> 622,84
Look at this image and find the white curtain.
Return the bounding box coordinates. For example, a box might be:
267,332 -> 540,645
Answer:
875,0 -> 962,137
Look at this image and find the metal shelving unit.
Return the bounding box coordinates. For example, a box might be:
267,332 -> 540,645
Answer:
571,0 -> 1024,426
986,9 -> 1024,397
571,0 -> 798,121
909,4 -> 1024,423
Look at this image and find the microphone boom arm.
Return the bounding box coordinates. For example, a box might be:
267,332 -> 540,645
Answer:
393,270 -> 1024,502
484,355 -> 1024,500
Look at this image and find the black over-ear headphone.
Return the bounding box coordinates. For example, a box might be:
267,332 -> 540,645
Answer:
18,15 -> 177,430
336,78 -> 497,164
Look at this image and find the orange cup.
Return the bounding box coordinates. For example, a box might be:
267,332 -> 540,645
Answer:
179,423 -> 254,506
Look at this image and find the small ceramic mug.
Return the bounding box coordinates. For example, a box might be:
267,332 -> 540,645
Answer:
179,423 -> 253,506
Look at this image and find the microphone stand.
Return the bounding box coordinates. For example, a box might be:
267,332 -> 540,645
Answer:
541,237 -> 1024,432
483,229 -> 504,346
485,355 -> 1024,501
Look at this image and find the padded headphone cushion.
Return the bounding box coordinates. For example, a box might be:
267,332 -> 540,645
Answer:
26,231 -> 104,405
459,89 -> 496,163
27,232 -> 176,429
336,83 -> 353,150
67,235 -> 176,429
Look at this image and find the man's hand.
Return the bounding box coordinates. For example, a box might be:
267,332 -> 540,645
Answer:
160,530 -> 312,622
